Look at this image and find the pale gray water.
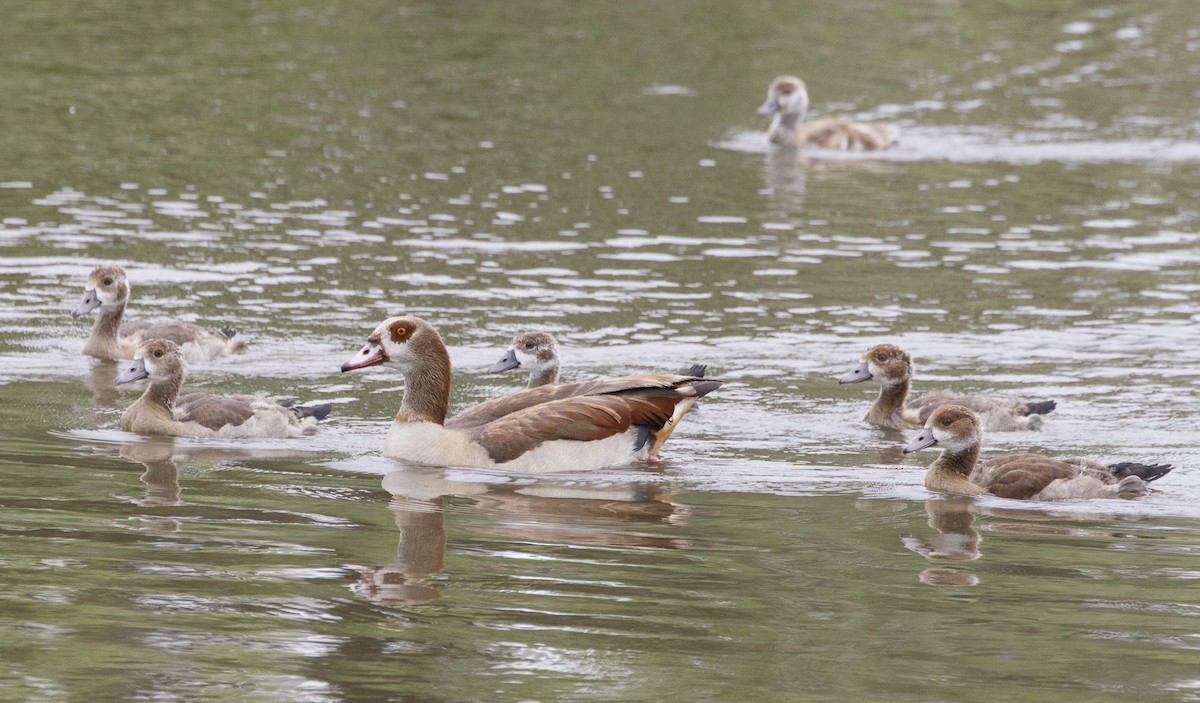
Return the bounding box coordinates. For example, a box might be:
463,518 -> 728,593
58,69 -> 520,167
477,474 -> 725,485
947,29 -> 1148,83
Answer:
3,2 -> 1200,701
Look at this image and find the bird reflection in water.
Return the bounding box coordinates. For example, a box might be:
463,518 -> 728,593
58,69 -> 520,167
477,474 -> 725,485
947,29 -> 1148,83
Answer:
84,359 -> 123,408
350,466 -> 687,606
901,498 -> 981,587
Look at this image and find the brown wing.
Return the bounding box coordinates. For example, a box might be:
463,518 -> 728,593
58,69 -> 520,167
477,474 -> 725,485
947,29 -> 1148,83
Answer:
972,453 -> 1078,500
469,392 -> 685,464
446,374 -> 691,430
128,321 -> 222,346
174,393 -> 256,431
910,391 -> 1028,424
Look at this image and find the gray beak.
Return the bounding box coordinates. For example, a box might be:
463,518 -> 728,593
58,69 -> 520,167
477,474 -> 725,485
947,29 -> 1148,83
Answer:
839,361 -> 872,384
903,428 -> 938,454
72,289 -> 100,316
757,96 -> 780,117
488,349 -> 521,373
114,357 -> 148,385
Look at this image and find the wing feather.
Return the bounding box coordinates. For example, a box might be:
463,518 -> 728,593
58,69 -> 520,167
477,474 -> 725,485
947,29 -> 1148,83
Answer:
446,374 -> 692,430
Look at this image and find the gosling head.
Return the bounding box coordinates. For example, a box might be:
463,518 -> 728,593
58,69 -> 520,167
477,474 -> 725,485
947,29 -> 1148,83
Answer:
73,265 -> 129,317
839,344 -> 914,388
115,339 -> 184,385
903,405 -> 982,456
489,331 -> 559,376
758,75 -> 810,120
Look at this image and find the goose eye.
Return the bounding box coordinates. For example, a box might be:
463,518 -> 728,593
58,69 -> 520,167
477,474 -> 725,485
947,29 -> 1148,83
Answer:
103,278 -> 113,286
153,349 -> 163,358
876,354 -> 887,362
524,342 -> 535,350
940,418 -> 952,427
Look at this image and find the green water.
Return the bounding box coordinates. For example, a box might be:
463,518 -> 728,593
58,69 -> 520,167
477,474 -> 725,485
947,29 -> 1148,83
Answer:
3,2 -> 1200,701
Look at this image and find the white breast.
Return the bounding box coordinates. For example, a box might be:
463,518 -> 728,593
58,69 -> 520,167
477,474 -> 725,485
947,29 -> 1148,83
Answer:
383,422 -> 645,472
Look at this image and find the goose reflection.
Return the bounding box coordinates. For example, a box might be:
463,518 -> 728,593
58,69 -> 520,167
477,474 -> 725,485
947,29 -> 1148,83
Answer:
117,437 -> 184,508
351,466 -> 687,606
760,147 -> 899,219
88,436 -> 314,528
901,498 -> 981,587
899,497 -> 1157,588
84,359 -> 123,408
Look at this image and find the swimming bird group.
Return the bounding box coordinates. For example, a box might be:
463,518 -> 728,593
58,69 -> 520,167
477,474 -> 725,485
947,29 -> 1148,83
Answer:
68,76 -> 1175,499
73,263 -> 1173,502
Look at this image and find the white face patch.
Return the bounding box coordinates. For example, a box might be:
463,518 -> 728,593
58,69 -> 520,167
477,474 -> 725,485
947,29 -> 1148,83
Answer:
95,285 -> 120,306
514,348 -> 543,370
932,425 -> 973,453
377,326 -> 415,373
142,355 -> 163,380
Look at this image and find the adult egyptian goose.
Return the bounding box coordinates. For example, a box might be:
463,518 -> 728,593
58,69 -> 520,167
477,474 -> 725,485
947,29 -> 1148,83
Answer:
903,405 -> 1172,500
114,339 -> 330,438
488,330 -> 708,389
72,265 -> 245,362
341,316 -> 722,471
758,75 -> 897,151
839,344 -> 1055,432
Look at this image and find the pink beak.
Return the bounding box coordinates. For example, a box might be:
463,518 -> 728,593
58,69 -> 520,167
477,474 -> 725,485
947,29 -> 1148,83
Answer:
341,340 -> 387,372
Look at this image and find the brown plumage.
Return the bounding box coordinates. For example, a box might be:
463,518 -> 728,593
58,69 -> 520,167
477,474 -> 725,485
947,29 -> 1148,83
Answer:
903,405 -> 1172,501
114,339 -> 329,438
839,343 -> 1055,432
72,265 -> 246,362
341,316 -> 722,471
758,76 -> 897,151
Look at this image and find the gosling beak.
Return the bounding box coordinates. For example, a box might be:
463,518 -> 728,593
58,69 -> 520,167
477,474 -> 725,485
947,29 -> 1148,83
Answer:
838,361 -> 872,384
114,357 -> 148,385
757,96 -> 780,117
903,428 -> 938,454
72,289 -> 100,317
488,349 -> 521,373
341,340 -> 387,372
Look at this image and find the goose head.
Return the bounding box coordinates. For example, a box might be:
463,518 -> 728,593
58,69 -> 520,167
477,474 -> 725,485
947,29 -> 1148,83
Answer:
839,343 -> 913,388
489,331 -> 559,375
341,316 -> 445,375
73,265 -> 129,317
115,339 -> 185,385
903,405 -> 982,455
758,75 -> 810,121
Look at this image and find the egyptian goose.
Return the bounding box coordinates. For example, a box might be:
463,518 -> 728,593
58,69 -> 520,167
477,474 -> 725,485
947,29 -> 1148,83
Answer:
839,344 -> 1055,432
341,316 -> 722,471
904,405 -> 1172,500
758,75 -> 897,151
488,330 -> 708,389
114,339 -> 330,438
72,265 -> 245,362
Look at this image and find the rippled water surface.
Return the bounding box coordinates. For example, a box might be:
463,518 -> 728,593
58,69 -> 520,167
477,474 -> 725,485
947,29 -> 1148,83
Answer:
4,2 -> 1200,701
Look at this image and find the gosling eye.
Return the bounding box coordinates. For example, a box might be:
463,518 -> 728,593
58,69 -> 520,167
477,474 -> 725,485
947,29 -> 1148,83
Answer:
876,354 -> 887,362
154,349 -> 164,358
524,342 -> 535,350
103,278 -> 113,286
940,418 -> 952,427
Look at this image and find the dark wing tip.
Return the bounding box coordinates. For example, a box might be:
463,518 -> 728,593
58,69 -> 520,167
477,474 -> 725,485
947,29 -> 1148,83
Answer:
689,379 -> 724,398
296,403 -> 333,421
221,326 -> 238,339
1107,462 -> 1173,483
683,363 -> 708,378
1024,400 -> 1057,416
